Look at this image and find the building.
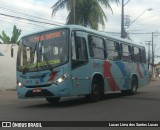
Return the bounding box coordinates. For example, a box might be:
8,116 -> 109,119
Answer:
0,44 -> 18,90
155,64 -> 160,77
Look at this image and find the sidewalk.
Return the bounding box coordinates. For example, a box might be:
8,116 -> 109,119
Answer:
151,77 -> 160,81
0,89 -> 15,92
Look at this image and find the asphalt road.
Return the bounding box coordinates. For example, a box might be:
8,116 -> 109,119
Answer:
0,79 -> 160,130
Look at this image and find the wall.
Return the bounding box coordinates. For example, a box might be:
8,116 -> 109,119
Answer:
0,44 -> 18,90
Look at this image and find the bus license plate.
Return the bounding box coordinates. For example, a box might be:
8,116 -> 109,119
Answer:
33,88 -> 42,93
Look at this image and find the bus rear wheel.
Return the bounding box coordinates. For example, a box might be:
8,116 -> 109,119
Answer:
46,97 -> 60,104
130,77 -> 138,95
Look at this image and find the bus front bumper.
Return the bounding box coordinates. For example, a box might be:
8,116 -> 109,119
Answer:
16,82 -> 70,99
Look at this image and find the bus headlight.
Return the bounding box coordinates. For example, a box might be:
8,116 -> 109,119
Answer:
17,81 -> 24,87
54,74 -> 68,85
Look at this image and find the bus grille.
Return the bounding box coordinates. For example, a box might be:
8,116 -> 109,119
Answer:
25,90 -> 54,97
25,84 -> 51,88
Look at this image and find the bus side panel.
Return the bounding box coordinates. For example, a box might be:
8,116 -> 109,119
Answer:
90,60 -> 123,93
134,63 -> 149,87
103,60 -> 121,92
113,61 -> 149,90
100,61 -> 149,92
89,59 -> 112,93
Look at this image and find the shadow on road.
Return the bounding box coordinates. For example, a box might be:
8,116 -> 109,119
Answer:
23,90 -> 160,109
121,96 -> 160,101
24,92 -> 128,108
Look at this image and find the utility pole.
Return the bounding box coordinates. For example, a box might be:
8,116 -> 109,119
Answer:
121,0 -> 125,38
73,0 -> 76,24
152,32 -> 154,75
146,41 -> 152,70
151,31 -> 160,77
121,0 -> 131,38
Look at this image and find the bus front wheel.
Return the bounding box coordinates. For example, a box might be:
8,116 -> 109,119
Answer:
86,79 -> 102,102
46,97 -> 60,104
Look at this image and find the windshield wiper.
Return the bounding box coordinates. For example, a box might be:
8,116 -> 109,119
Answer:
42,53 -> 53,72
40,42 -> 53,72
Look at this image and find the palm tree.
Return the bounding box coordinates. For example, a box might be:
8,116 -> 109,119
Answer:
11,25 -> 21,44
0,31 -> 10,43
52,0 -> 119,30
0,25 -> 21,44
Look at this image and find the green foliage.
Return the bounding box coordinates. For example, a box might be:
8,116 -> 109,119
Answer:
52,0 -> 119,30
0,31 -> 10,43
0,25 -> 21,44
11,25 -> 21,43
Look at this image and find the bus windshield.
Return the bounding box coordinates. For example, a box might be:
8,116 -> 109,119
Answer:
17,29 -> 69,73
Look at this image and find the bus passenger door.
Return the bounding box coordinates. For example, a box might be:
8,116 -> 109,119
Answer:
71,33 -> 90,95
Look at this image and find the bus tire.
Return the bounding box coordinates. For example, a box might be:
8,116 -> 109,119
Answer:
86,79 -> 102,102
46,97 -> 60,104
121,90 -> 129,95
130,77 -> 138,95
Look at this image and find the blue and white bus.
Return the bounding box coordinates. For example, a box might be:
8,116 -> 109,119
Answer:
14,25 -> 149,103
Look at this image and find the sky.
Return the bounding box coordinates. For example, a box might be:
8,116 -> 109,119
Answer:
1,0 -> 160,63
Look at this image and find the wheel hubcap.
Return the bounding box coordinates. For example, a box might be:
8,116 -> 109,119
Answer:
92,84 -> 99,96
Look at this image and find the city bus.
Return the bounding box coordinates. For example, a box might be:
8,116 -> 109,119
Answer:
14,25 -> 149,103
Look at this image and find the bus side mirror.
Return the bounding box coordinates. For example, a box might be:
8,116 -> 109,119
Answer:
11,48 -> 14,57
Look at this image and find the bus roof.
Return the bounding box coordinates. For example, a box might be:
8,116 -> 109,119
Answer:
22,25 -> 143,48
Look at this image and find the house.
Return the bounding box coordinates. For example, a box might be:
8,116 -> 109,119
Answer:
155,64 -> 160,77
0,44 -> 18,90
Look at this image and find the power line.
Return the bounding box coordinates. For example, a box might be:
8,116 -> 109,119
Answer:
0,14 -> 49,28
0,1 -> 50,12
0,18 -> 49,30
1,13 -> 153,36
135,13 -> 160,22
104,31 -> 152,35
0,6 -> 65,25
0,13 -> 63,26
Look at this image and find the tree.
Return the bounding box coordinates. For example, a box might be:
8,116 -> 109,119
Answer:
0,25 -> 21,44
52,0 -> 119,30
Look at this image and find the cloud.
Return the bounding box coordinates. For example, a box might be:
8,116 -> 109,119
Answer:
0,0 -> 67,37
1,0 -> 160,63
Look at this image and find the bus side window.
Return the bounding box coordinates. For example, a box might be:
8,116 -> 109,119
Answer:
72,36 -> 88,69
88,35 -> 105,59
141,47 -> 146,63
106,40 -> 120,61
121,43 -> 132,62
133,47 -> 141,63
139,48 -> 143,63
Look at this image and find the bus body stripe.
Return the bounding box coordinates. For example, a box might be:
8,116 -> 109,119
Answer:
103,61 -> 119,91
137,64 -> 143,78
115,62 -> 130,89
